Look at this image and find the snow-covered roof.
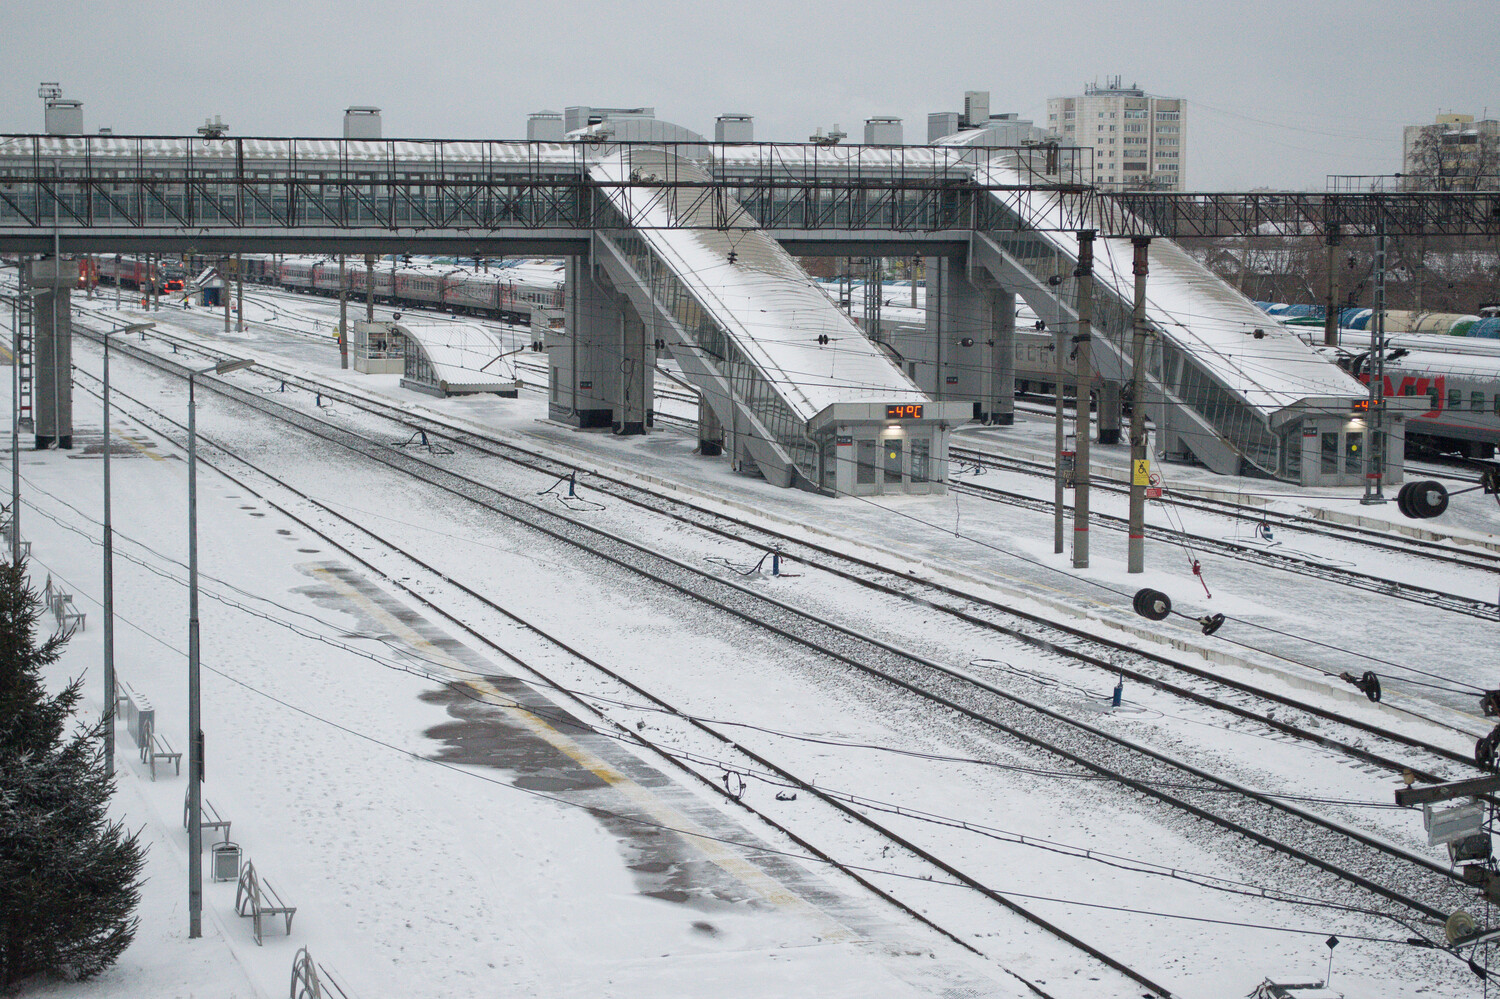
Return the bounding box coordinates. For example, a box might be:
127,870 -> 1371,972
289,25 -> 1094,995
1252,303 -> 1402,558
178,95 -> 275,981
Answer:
590,151 -> 924,422
395,319 -> 518,392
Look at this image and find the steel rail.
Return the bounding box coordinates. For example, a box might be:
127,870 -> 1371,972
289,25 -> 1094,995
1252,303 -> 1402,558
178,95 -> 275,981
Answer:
75,330 -> 1469,929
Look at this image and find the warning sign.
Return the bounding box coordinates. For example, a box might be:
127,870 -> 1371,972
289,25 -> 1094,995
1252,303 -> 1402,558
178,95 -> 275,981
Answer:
1132,459 -> 1151,486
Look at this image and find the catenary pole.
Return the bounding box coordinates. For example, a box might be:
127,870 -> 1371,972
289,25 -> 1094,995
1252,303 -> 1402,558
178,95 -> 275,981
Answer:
187,369 -> 203,938
1127,237 -> 1151,574
1052,318 -> 1065,555
101,325 -> 114,774
1073,230 -> 1095,569
1323,225 -> 1341,347
9,289 -> 19,564
1362,218 -> 1388,505
338,254 -> 348,369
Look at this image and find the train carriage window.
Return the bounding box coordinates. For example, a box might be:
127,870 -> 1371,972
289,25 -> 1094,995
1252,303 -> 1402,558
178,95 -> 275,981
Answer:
1401,383 -> 1416,396
1495,395 -> 1500,417
1449,388 -> 1462,411
1430,388 -> 1441,411
1472,391 -> 1485,413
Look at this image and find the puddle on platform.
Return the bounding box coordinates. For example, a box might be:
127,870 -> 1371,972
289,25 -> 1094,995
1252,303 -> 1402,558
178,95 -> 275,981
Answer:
295,561 -> 762,911
421,681 -> 755,910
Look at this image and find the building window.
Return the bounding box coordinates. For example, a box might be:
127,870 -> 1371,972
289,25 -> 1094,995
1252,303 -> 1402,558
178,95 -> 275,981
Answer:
1124,110 -> 1147,119
1157,111 -> 1180,120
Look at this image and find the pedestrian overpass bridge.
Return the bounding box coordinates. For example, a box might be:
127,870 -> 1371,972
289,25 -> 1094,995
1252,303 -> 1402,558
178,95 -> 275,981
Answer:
0,132 -> 1374,492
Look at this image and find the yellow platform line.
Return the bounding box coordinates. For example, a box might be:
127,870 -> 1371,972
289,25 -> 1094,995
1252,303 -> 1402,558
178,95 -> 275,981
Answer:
117,430 -> 164,461
311,565 -> 852,938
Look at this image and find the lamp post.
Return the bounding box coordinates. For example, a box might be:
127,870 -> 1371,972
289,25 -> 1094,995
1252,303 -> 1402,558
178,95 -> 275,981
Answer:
186,355 -> 254,938
100,321 -> 153,776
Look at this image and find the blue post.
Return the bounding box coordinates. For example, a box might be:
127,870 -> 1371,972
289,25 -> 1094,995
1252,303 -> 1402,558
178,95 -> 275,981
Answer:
316,392 -> 322,407
419,430 -> 429,447
567,473 -> 576,498
279,381 -> 286,393
1111,678 -> 1123,708
771,552 -> 781,576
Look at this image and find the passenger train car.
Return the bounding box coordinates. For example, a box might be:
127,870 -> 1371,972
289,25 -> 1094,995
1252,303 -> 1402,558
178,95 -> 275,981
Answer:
226,254 -> 565,323
1329,340 -> 1500,458
94,255 -> 184,294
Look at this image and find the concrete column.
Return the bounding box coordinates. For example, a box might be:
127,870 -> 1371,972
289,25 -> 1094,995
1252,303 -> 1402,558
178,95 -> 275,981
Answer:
614,307 -> 651,435
553,257 -> 618,428
1098,380 -> 1122,445
988,289 -> 1016,425
29,259 -> 77,450
698,396 -> 723,455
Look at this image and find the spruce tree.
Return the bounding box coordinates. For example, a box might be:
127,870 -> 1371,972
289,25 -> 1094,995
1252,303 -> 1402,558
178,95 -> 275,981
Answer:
0,562 -> 144,991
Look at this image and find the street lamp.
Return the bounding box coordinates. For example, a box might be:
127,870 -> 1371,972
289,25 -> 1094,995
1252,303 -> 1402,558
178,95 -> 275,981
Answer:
100,321 -> 153,777
185,355 -> 253,939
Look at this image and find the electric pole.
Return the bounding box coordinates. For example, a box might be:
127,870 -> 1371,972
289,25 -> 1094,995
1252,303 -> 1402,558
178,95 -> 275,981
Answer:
1053,317 -> 1066,555
1322,224 -> 1341,347
1362,218 -> 1388,505
364,253 -> 375,323
1073,230 -> 1095,569
338,255 -> 348,368
1127,237 -> 1151,574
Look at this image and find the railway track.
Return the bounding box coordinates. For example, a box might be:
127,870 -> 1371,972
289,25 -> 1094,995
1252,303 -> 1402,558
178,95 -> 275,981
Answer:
71,324 -> 1484,962
83,324 -> 1493,763
948,446 -> 1500,620
68,341 -> 1170,999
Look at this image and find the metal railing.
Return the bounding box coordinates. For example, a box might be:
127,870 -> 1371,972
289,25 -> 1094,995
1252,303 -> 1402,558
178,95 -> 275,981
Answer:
0,135 -> 1096,236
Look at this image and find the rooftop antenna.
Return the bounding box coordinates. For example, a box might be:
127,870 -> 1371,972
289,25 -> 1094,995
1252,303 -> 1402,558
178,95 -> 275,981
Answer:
197,114 -> 228,141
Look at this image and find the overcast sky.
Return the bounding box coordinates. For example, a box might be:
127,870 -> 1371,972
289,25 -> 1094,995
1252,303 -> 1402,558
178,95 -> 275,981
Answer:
3,0 -> 1495,190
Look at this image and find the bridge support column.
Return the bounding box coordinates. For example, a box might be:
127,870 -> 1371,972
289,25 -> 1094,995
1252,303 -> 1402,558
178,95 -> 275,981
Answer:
926,256 -> 1014,422
987,289 -> 1016,425
28,259 -> 77,450
697,397 -> 723,456
553,257 -> 617,428
614,308 -> 653,436
1098,380 -> 1122,445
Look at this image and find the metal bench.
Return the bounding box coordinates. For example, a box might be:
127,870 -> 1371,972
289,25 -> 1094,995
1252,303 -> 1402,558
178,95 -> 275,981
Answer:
42,577 -> 85,635
235,860 -> 296,945
183,792 -> 231,847
144,729 -> 181,780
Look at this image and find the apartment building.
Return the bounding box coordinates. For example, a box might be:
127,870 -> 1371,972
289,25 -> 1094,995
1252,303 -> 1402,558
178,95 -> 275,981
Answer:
1046,78 -> 1185,191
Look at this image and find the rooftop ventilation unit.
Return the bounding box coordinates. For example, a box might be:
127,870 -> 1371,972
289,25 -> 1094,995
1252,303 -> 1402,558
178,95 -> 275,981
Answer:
527,111 -> 564,141
864,117 -> 903,145
715,114 -> 753,143
344,107 -> 382,140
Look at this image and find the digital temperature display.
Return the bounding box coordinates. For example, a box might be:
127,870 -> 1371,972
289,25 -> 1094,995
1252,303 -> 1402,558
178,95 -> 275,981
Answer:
885,404 -> 924,420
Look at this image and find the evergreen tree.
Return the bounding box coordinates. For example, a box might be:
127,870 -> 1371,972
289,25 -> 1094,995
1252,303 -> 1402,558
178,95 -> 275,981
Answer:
0,562 -> 144,992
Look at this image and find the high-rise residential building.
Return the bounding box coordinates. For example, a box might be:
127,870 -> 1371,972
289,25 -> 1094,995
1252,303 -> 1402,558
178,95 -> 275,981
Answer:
1046,78 -> 1185,191
1401,113 -> 1499,189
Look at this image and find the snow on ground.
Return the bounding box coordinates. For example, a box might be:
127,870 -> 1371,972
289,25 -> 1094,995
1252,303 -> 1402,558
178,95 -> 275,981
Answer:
8,285 -> 1498,997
